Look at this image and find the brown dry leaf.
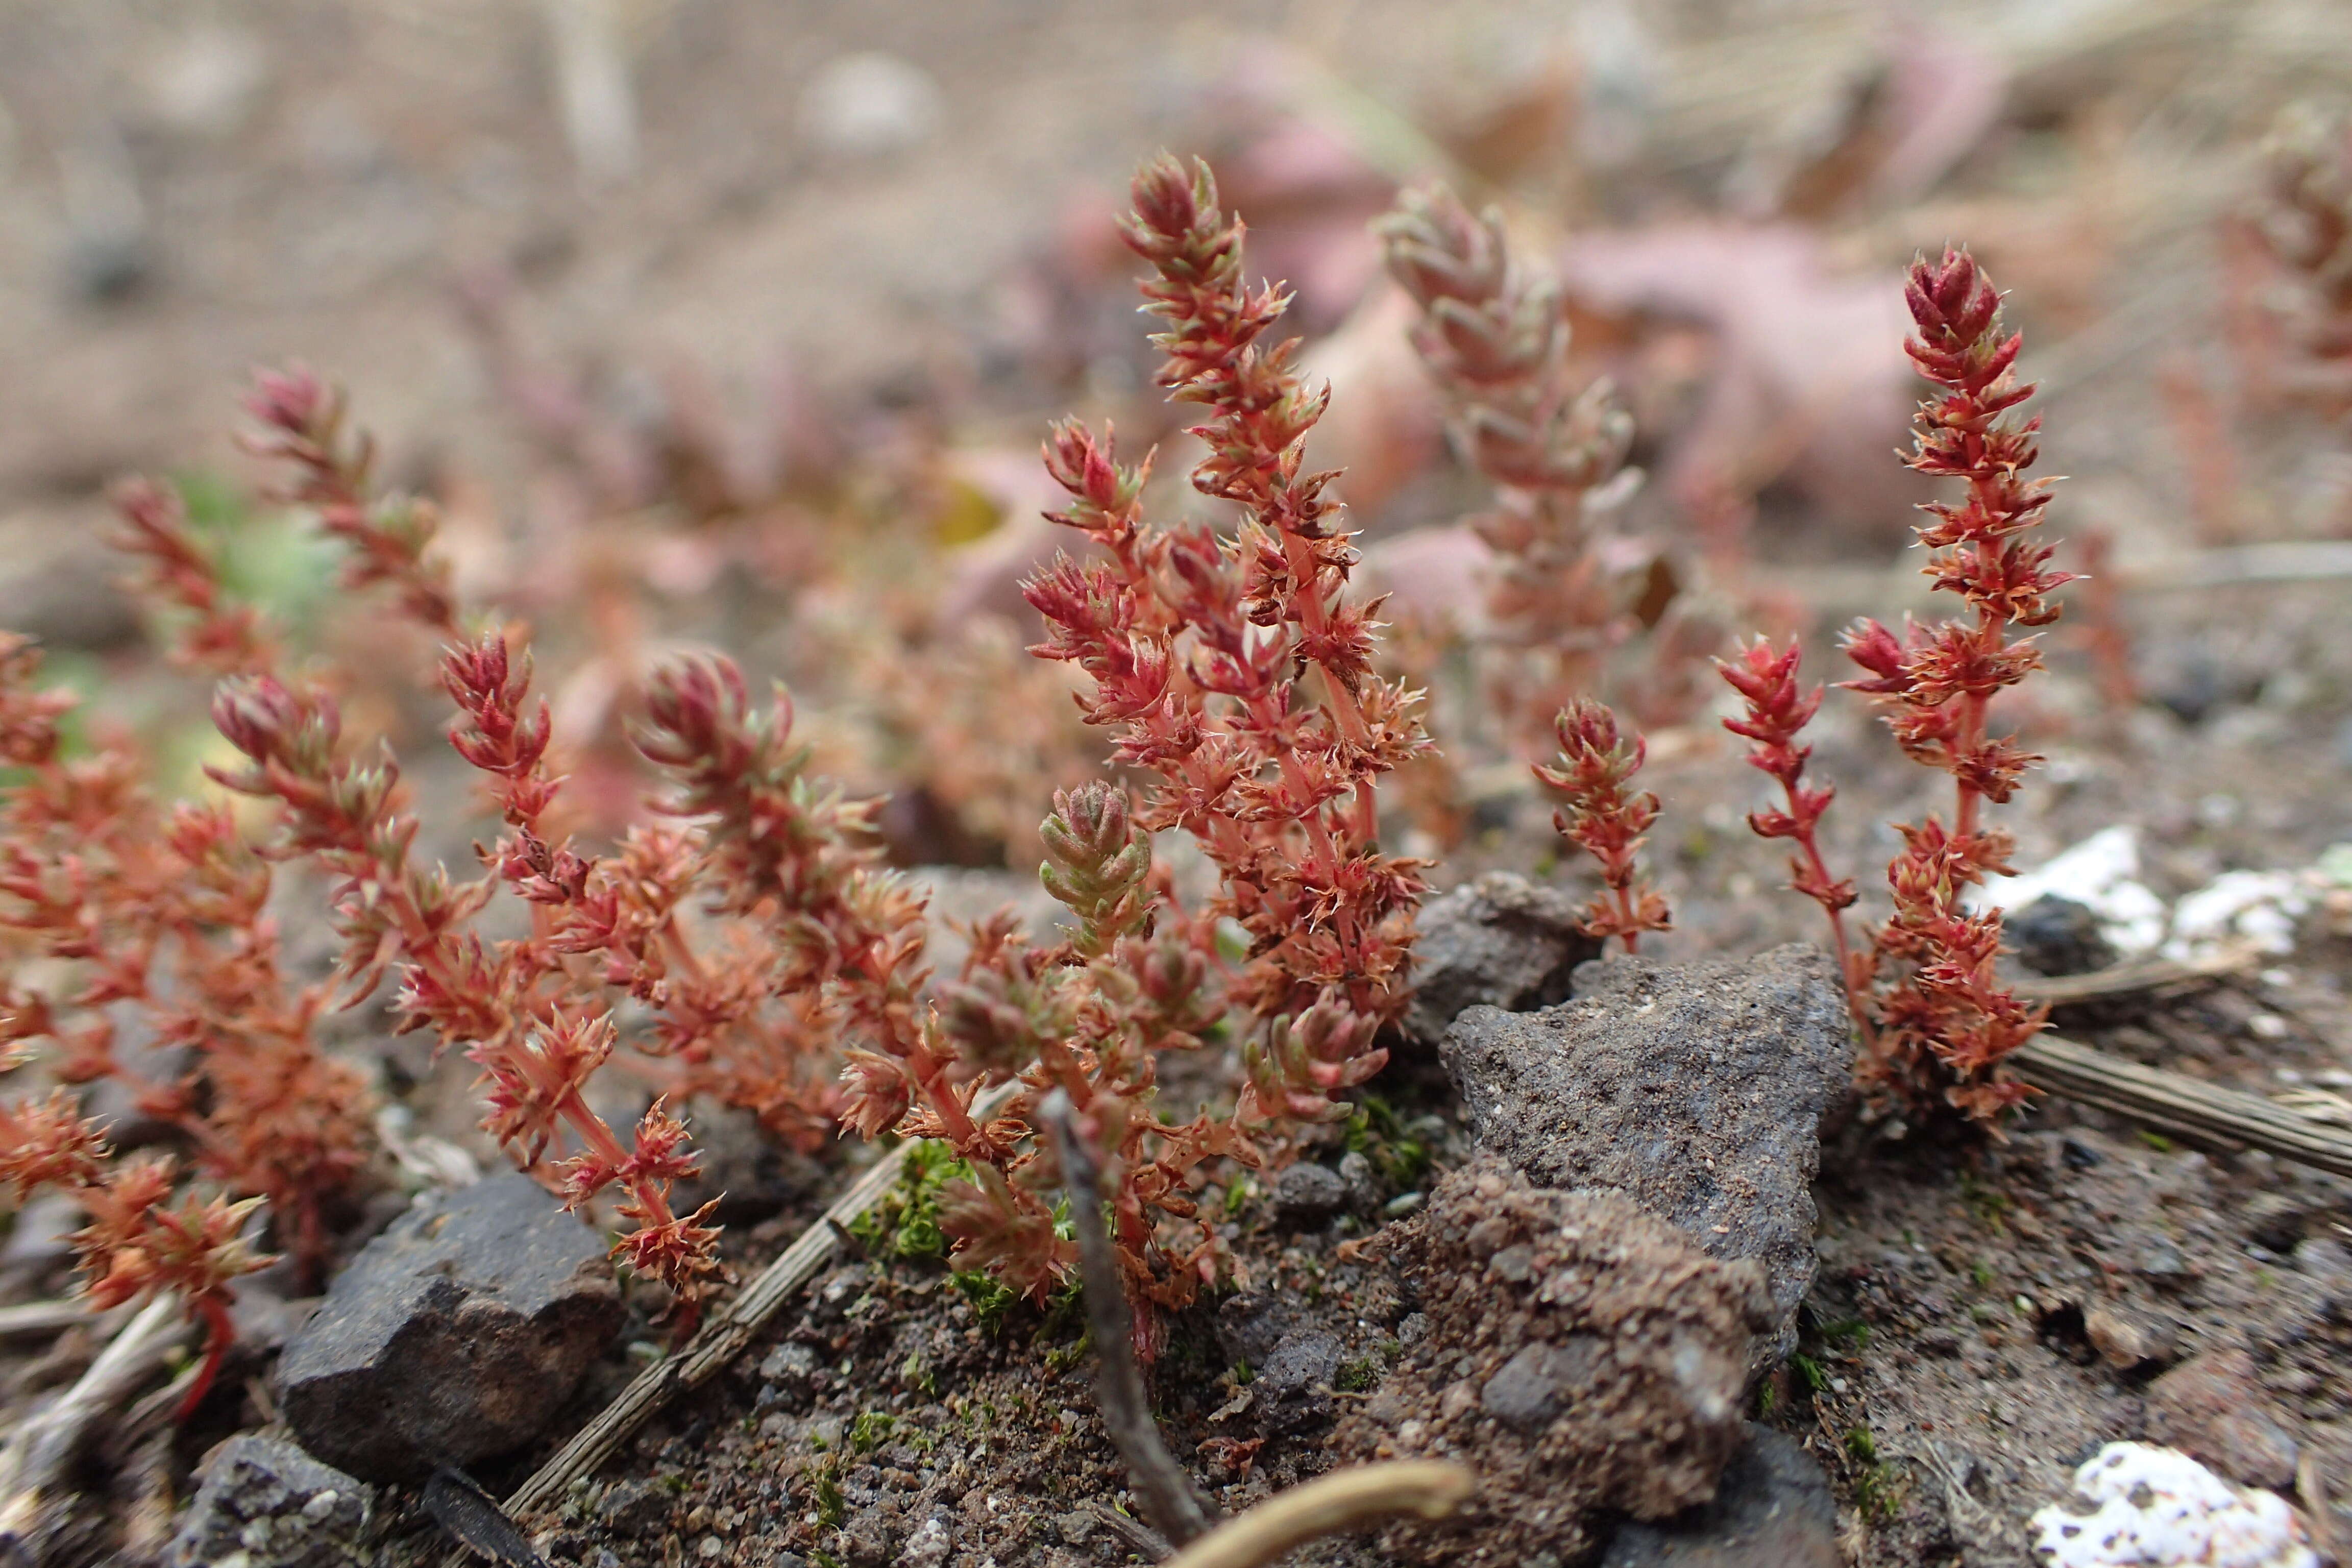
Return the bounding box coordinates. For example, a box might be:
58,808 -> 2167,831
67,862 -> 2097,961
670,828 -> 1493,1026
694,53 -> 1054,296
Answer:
1557,222 -> 1921,536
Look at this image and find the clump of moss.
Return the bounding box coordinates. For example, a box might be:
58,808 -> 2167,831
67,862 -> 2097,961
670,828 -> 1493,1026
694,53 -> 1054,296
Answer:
1845,1426 -> 1905,1522
808,1459 -> 846,1529
850,1140 -> 973,1263
847,1410 -> 897,1453
1344,1093 -> 1431,1189
951,1269 -> 1018,1330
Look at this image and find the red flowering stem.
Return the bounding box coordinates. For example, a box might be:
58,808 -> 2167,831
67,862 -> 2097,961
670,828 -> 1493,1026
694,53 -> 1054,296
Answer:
1828,248 -> 2073,1123
632,655 -> 982,1158
2072,530 -> 2137,710
1,1091 -> 267,1422
1376,186 -> 1636,745
1,634 -> 369,1302
1718,637 -> 1873,1042
178,1291 -> 237,1420
208,671 -> 719,1311
1024,156 -> 1429,1123
240,365 -> 461,637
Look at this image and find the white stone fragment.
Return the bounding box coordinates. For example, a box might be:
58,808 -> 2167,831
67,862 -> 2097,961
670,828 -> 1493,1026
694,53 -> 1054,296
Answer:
2162,870 -> 2311,962
1970,825 -> 2167,955
2029,1441 -> 2315,1567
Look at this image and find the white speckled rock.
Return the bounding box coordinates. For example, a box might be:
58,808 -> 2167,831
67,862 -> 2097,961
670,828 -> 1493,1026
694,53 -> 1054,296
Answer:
2030,1442 -> 2315,1568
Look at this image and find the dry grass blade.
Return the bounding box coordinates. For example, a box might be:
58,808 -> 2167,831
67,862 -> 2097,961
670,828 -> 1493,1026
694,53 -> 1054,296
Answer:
1157,1461 -> 1477,1568
0,1302 -> 91,1341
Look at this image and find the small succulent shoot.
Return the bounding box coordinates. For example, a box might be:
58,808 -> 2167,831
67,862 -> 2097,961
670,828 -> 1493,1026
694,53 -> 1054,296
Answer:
1533,698 -> 1671,953
1041,781 -> 1154,958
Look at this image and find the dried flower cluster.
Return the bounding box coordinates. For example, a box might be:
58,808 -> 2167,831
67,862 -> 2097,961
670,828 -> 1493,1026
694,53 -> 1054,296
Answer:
1376,187 -> 1636,748
1534,699 -> 1670,953
1721,248 -> 2066,1122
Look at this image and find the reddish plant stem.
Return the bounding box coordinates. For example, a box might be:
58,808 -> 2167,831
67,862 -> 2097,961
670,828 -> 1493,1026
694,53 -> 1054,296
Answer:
176,1294 -> 237,1423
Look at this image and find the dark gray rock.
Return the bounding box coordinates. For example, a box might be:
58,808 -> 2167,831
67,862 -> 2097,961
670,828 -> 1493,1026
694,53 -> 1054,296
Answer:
837,1507 -> 898,1568
673,1103 -> 820,1223
276,1171 -> 622,1482
1217,1291 -> 1297,1369
597,1478 -> 669,1536
1255,1329 -> 1343,1433
2082,1303 -> 2179,1371
1272,1162 -> 1350,1229
1407,871 -> 1602,1043
2296,1235 -> 2350,1286
1599,1427 -> 1840,1567
901,1512 -> 954,1568
168,1435 -> 370,1568
1481,1337 -> 1602,1433
2007,895 -> 2117,977
1441,945 -> 1850,1361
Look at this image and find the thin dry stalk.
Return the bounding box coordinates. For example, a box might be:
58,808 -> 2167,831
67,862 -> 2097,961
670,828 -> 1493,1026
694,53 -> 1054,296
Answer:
1157,1461 -> 1476,1568
2005,946 -> 2253,1006
1041,1088 -> 1219,1547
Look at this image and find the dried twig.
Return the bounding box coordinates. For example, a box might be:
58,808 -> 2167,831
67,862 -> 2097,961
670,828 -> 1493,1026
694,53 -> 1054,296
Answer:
1042,1088 -> 1220,1548
0,1294 -> 188,1561
1157,1461 -> 1477,1568
2008,946 -> 2257,1006
2012,1034 -> 2352,1178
